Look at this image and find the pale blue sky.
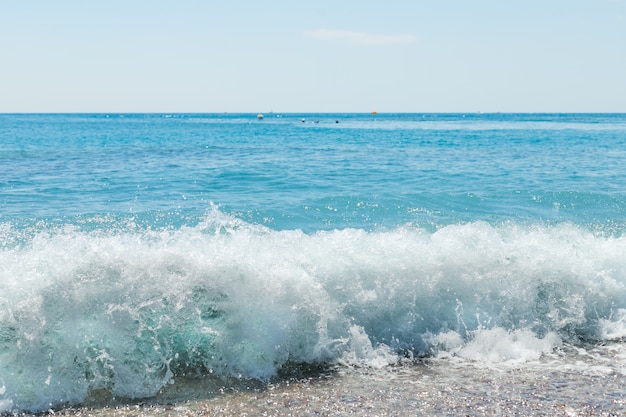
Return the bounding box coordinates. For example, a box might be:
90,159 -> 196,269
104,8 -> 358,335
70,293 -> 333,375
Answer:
1,0 -> 625,113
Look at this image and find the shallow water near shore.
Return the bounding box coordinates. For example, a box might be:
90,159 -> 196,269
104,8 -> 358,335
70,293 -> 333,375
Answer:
16,342 -> 626,416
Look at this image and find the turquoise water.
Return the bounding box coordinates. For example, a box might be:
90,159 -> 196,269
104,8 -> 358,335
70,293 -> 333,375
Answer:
3,113 -> 626,231
1,113 -> 626,412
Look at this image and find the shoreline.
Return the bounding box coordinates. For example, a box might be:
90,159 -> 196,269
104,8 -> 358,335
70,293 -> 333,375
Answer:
14,357 -> 626,416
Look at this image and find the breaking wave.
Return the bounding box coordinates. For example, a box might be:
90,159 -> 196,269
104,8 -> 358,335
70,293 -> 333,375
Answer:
2,209 -> 626,411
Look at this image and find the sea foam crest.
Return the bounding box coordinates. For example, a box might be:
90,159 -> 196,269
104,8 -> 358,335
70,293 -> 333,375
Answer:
1,211 -> 626,411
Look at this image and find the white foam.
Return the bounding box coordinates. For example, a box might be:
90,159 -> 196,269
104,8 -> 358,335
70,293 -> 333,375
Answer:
453,329 -> 562,364
600,308 -> 626,340
337,325 -> 397,368
2,214 -> 626,411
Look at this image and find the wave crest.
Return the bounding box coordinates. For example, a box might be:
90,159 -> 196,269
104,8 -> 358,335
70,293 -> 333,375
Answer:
1,214 -> 626,411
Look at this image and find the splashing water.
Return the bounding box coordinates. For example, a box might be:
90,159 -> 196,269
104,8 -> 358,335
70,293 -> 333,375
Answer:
2,210 -> 626,411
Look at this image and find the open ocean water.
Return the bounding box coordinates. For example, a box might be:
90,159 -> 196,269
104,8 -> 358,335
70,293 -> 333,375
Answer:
1,113 -> 626,415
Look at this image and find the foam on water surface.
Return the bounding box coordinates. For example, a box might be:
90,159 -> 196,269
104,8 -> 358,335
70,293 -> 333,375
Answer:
2,210 -> 626,412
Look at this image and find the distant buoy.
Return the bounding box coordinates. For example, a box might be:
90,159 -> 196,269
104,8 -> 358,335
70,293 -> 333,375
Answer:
371,111 -> 377,115
257,114 -> 264,120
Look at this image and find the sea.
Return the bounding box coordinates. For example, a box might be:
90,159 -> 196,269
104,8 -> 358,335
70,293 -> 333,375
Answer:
1,113 -> 626,415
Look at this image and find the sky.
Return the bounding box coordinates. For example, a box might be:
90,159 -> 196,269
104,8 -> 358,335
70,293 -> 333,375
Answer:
1,0 -> 625,113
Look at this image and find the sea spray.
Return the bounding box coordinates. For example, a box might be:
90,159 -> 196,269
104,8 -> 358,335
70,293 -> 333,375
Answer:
2,211 -> 626,412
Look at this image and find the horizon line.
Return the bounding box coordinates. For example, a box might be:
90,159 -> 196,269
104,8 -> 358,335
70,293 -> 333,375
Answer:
2,111 -> 625,115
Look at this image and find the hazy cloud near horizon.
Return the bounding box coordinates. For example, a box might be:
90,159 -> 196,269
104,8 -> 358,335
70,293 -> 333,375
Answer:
302,29 -> 417,46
